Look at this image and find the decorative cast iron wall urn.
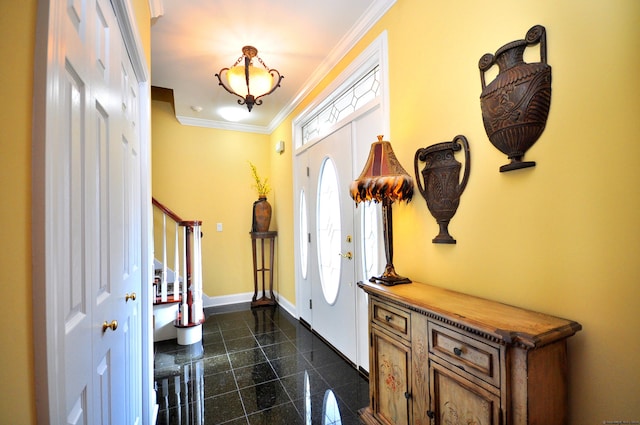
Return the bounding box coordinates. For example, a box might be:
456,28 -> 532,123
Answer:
414,135 -> 470,244
479,25 -> 552,172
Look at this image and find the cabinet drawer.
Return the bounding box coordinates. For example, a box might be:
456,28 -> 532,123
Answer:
371,299 -> 411,341
428,322 -> 500,387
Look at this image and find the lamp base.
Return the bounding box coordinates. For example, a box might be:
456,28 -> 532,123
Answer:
370,275 -> 412,286
370,265 -> 412,286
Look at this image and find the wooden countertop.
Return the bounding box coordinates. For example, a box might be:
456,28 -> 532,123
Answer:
358,280 -> 582,349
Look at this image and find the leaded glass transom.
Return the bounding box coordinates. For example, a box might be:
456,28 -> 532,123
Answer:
302,66 -> 380,145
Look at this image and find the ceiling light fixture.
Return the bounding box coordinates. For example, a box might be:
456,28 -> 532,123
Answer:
215,46 -> 284,112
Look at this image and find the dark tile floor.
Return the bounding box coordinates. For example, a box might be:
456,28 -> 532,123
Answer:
154,305 -> 370,425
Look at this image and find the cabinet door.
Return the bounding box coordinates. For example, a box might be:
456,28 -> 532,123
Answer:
429,360 -> 501,425
371,327 -> 411,425
411,313 -> 430,425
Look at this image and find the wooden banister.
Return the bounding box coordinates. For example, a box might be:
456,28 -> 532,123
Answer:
152,198 -> 202,227
152,197 -> 205,329
152,197 -> 183,223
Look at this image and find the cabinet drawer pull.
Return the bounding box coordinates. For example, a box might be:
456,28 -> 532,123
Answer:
427,410 -> 435,419
385,315 -> 392,322
453,347 -> 463,356
404,391 -> 411,399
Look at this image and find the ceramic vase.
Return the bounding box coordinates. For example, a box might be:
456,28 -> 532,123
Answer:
414,135 -> 470,244
252,197 -> 271,232
479,25 -> 551,172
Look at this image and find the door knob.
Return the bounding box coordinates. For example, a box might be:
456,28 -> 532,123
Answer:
125,292 -> 136,302
102,320 -> 118,332
339,251 -> 353,260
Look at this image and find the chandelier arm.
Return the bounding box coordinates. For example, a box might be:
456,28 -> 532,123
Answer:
253,71 -> 284,103
215,69 -> 248,104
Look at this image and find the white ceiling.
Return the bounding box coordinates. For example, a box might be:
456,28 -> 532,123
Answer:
150,0 -> 395,134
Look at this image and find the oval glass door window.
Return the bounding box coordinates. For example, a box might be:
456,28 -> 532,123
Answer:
316,157 -> 341,305
322,389 -> 342,425
299,189 -> 309,279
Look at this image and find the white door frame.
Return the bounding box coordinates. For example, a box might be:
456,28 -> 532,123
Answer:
293,32 -> 390,369
31,0 -> 154,423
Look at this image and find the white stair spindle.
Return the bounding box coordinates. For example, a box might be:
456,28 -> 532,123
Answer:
181,226 -> 188,326
161,213 -> 168,302
173,222 -> 180,301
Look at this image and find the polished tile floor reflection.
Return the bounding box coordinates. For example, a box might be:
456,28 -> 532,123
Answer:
154,306 -> 369,425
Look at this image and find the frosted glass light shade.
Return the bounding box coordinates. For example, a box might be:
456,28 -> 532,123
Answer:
227,65 -> 273,97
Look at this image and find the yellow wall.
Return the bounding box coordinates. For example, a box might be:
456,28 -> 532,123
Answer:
274,0 -> 640,422
152,100 -> 272,298
0,1 -> 37,423
0,1 -> 151,423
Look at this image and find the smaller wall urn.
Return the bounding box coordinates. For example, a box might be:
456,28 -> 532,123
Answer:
414,135 -> 470,244
479,25 -> 552,172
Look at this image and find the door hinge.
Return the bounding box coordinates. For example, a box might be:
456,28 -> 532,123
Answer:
306,166 -> 310,177
308,232 -> 311,243
309,299 -> 312,309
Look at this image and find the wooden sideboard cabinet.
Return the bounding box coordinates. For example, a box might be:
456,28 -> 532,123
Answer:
357,280 -> 582,425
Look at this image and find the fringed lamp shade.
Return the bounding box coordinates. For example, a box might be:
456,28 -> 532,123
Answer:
350,136 -> 414,204
350,136 -> 414,285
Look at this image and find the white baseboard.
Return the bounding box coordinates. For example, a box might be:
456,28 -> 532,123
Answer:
202,291 -> 254,307
274,293 -> 297,318
201,290 -> 298,320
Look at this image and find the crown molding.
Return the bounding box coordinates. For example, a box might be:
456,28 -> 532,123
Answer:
177,115 -> 272,135
267,0 -> 395,132
148,0 -> 164,19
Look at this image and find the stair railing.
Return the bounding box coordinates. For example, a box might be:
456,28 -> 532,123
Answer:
152,197 -> 204,327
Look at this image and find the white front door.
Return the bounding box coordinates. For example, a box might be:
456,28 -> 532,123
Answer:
307,124 -> 358,363
35,0 -> 143,423
293,33 -> 390,371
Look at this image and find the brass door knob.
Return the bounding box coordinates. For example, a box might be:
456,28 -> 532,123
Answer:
339,251 -> 353,260
102,320 -> 118,332
125,292 -> 137,302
